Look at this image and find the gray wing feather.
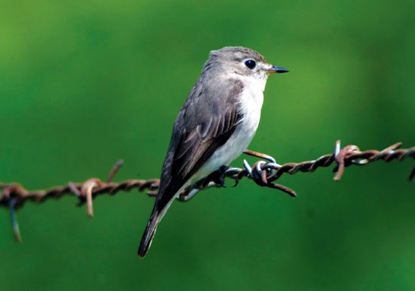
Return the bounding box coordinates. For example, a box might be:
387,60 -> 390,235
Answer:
155,78 -> 244,210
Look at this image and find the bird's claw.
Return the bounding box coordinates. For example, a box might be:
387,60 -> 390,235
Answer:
206,165 -> 229,188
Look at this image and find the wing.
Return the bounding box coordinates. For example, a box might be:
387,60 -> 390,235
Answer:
155,78 -> 244,210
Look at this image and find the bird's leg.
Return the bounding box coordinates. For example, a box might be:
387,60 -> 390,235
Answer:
213,165 -> 229,187
177,166 -> 229,202
199,165 -> 229,188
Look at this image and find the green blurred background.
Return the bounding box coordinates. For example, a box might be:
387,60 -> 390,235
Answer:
1,0 -> 414,290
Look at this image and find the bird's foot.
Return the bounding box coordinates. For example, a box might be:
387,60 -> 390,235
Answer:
201,165 -> 229,188
177,166 -> 229,202
214,165 -> 229,187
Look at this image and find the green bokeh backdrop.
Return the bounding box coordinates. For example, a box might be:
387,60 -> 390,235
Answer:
1,0 -> 414,290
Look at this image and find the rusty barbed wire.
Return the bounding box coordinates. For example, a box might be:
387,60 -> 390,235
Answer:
1,140 -> 414,241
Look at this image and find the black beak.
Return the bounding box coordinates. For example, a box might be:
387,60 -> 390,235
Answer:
268,65 -> 289,74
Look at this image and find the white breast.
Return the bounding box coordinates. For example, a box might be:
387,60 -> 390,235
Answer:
194,77 -> 264,180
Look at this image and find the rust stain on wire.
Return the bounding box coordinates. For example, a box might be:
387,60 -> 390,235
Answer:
1,141 -> 414,241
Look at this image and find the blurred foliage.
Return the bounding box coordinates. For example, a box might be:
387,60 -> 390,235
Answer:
1,0 -> 414,290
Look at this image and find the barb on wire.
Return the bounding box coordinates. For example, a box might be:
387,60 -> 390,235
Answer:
1,140 -> 414,241
9,197 -> 21,242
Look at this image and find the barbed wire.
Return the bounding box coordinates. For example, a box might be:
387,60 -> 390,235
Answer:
1,140 -> 414,242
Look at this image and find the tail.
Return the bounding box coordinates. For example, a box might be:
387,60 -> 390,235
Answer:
138,181 -> 185,258
138,210 -> 160,259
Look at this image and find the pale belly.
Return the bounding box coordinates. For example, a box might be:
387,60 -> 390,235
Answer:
160,116 -> 259,221
195,120 -> 258,179
194,88 -> 263,180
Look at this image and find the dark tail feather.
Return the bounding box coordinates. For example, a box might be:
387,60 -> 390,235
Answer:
138,210 -> 159,258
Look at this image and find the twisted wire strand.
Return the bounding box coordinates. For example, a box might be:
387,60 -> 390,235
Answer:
1,141 -> 414,241
1,141 -> 414,210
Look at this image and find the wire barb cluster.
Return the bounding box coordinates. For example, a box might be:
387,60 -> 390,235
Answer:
1,140 -> 414,241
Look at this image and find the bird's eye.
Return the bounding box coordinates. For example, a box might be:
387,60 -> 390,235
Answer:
244,59 -> 256,70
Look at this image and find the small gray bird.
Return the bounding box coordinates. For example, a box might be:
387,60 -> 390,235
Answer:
138,46 -> 288,258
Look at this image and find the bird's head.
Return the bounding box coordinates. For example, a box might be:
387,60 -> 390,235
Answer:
203,46 -> 288,85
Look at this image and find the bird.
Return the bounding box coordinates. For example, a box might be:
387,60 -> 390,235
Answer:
138,46 -> 288,258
